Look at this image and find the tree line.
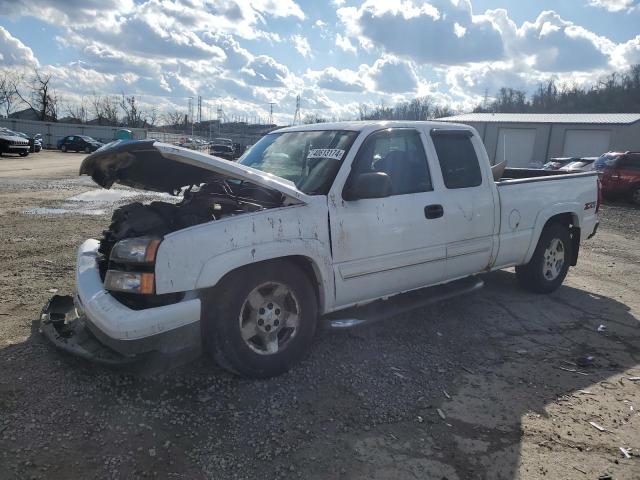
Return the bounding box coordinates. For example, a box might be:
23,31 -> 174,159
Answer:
0,67 -> 169,128
475,64 -> 640,114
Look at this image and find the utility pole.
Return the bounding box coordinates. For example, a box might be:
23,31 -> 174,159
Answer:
292,95 -> 301,125
197,95 -> 202,124
268,102 -> 275,125
187,97 -> 193,136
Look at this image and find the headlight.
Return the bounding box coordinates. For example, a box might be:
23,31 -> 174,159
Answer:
110,237 -> 161,264
104,271 -> 155,294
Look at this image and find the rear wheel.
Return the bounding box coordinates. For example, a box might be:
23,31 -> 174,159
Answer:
516,223 -> 571,294
202,261 -> 318,378
84,146 -> 91,153
61,145 -> 67,152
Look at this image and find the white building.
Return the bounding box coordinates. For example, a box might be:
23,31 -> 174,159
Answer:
440,113 -> 640,167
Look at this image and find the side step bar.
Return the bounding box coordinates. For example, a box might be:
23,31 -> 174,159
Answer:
324,276 -> 484,329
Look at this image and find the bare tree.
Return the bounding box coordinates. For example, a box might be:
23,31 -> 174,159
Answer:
145,106 -> 158,128
0,70 -> 21,118
15,68 -> 60,121
65,96 -> 88,123
161,109 -> 186,127
90,93 -> 120,126
119,93 -> 145,128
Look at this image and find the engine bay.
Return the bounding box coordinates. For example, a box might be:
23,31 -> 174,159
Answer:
97,179 -> 285,285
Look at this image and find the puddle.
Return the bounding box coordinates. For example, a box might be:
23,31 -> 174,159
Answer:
24,207 -> 107,216
23,188 -> 177,217
67,189 -> 139,202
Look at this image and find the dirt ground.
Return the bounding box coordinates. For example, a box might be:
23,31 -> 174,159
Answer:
0,150 -> 638,480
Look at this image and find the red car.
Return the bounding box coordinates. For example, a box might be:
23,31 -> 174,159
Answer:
595,151 -> 640,205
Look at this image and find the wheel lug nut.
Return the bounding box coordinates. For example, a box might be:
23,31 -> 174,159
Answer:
265,325 -> 271,331
274,319 -> 279,326
259,308 -> 265,314
258,319 -> 264,326
267,303 -> 273,309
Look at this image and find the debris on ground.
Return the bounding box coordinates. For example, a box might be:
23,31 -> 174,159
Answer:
619,447 -> 631,459
597,324 -> 607,332
436,408 -> 446,420
589,421 -> 606,432
576,356 -> 595,368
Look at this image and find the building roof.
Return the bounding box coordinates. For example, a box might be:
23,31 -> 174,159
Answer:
439,113 -> 640,125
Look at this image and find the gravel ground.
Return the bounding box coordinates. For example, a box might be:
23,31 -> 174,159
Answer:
0,151 -> 639,479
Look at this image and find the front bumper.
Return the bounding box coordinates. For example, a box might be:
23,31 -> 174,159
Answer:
1,144 -> 29,154
41,239 -> 202,362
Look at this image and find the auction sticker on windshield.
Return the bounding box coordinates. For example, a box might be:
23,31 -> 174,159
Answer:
307,149 -> 345,160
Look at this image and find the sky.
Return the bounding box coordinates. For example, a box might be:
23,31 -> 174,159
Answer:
1,0 -> 639,124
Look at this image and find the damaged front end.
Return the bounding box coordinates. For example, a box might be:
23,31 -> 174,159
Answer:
41,140 -> 308,365
41,295 -> 136,366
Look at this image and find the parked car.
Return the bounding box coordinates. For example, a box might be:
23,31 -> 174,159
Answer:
14,131 -> 42,152
209,143 -> 236,160
0,128 -> 30,157
42,121 -> 599,378
59,135 -> 104,153
543,157 -> 579,170
559,157 -> 597,173
594,151 -> 640,204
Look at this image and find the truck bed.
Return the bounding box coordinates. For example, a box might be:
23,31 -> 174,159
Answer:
492,167 -> 599,270
497,167 -> 596,183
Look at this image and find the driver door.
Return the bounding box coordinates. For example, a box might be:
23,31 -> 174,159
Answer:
328,128 -> 447,307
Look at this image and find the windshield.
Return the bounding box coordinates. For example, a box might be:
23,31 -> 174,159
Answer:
595,153 -> 620,168
212,145 -> 232,152
238,130 -> 358,195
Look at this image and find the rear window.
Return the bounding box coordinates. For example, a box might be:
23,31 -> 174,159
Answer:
432,134 -> 482,189
595,153 -> 621,169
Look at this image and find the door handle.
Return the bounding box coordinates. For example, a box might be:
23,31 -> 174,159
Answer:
424,204 -> 444,219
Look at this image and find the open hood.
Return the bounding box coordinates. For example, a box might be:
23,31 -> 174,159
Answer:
79,140 -> 310,203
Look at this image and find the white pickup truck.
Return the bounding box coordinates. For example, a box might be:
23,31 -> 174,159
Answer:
42,121 -> 600,377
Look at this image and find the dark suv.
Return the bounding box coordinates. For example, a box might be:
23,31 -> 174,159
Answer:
59,135 -> 103,153
595,151 -> 640,205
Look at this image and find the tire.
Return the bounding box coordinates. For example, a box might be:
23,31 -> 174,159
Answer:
19,151 -> 29,157
515,223 -> 572,294
85,146 -> 91,153
630,185 -> 640,206
61,145 -> 67,152
202,261 -> 318,378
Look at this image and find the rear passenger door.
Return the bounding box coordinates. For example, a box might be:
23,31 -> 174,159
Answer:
427,130 -> 496,280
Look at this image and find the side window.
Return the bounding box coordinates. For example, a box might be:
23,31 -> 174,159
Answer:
350,129 -> 432,195
432,133 -> 482,189
67,136 -> 74,141
624,154 -> 640,169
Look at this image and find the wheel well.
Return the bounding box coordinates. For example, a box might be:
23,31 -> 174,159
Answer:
545,213 -> 580,266
209,256 -> 324,311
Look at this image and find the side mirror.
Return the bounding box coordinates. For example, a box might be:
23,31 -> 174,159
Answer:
345,172 -> 392,200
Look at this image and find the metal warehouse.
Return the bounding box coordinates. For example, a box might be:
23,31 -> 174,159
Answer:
439,113 -> 640,168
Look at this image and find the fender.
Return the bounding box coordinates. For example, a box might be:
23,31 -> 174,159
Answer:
523,202 -> 581,264
194,239 -> 334,314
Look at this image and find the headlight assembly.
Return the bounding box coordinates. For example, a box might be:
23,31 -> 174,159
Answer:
110,237 -> 161,264
104,271 -> 155,294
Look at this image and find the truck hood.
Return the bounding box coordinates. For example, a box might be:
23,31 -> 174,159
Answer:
79,139 -> 310,203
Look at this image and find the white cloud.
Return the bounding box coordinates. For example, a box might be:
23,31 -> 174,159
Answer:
0,26 -> 38,66
336,33 -> 357,54
588,0 -> 639,12
306,66 -> 365,92
338,0 -> 505,64
291,34 -> 311,57
367,56 -> 419,93
241,55 -> 291,87
612,34 -> 640,67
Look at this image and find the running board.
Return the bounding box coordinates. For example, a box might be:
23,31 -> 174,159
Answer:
324,276 -> 484,329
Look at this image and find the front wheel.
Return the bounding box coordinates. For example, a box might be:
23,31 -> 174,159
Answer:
19,151 -> 29,157
61,145 -> 67,152
631,186 -> 640,206
516,223 -> 572,294
84,146 -> 91,153
202,261 -> 318,378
